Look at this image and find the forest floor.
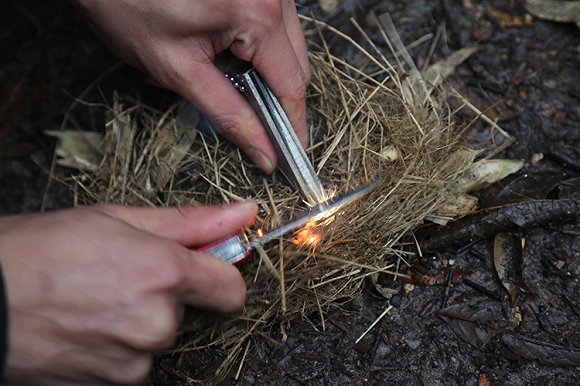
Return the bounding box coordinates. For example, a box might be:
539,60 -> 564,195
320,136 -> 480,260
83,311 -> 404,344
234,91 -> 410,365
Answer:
1,0 -> 579,385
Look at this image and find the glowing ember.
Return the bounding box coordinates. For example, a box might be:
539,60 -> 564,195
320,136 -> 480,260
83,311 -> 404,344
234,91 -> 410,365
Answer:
257,229 -> 263,238
292,223 -> 322,247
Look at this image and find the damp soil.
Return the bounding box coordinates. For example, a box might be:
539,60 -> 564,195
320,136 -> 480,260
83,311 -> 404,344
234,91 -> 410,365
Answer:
1,0 -> 579,385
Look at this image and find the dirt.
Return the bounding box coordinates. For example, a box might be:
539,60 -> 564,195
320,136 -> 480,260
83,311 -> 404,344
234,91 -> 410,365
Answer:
1,0 -> 579,385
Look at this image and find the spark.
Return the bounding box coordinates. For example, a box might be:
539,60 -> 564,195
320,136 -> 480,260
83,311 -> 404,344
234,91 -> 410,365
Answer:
292,222 -> 322,248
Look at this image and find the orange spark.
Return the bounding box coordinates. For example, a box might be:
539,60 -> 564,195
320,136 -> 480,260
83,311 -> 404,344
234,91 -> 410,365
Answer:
292,222 -> 322,248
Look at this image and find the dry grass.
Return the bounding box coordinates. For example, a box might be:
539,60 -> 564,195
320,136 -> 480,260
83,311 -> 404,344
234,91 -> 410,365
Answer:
69,17 -> 478,383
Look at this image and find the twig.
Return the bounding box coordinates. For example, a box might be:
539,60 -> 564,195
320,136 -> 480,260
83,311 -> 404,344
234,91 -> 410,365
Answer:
355,305 -> 393,344
234,339 -> 251,380
462,278 -> 503,301
450,86 -> 511,139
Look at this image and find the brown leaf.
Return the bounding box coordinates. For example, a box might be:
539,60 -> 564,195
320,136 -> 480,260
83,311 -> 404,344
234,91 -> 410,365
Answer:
438,300 -> 504,324
493,232 -> 523,304
501,334 -> 580,366
438,301 -> 504,349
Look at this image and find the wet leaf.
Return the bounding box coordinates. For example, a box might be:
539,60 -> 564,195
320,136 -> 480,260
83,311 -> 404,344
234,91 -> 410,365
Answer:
525,0 -> 580,27
501,333 -> 580,366
493,232 -> 523,304
45,130 -> 104,171
451,159 -> 525,193
438,300 -> 504,324
438,301 -> 504,349
448,319 -> 495,349
423,46 -> 479,88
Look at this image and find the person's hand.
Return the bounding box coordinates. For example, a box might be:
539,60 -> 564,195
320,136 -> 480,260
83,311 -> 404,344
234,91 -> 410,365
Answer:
73,0 -> 311,174
0,202 -> 257,385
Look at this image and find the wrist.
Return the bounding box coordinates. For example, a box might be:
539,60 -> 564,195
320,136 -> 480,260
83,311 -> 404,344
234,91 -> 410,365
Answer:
0,263 -> 8,381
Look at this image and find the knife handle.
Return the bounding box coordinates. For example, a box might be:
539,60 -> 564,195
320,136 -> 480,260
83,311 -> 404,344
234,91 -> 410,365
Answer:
195,234 -> 252,265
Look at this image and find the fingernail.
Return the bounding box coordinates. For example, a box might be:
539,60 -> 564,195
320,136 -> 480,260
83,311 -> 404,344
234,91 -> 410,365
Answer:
247,147 -> 275,174
227,201 -> 257,212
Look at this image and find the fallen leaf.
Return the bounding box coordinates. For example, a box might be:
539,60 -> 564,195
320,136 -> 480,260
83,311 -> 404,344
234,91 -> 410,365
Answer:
45,130 -> 104,171
435,192 -> 479,218
451,159 -> 525,193
501,333 -> 580,366
438,300 -> 504,324
423,46 -> 479,88
493,232 -> 523,304
438,301 -> 504,349
525,0 -> 580,27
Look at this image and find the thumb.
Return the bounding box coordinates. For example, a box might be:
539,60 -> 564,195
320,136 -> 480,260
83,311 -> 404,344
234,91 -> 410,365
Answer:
174,61 -> 278,174
93,201 -> 258,246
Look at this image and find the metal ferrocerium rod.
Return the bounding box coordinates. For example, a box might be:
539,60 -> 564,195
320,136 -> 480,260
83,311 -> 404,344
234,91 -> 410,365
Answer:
231,69 -> 326,206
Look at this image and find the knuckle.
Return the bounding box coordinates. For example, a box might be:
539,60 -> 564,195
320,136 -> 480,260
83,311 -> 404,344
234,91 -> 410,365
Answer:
239,0 -> 283,32
110,356 -> 152,385
214,114 -> 243,138
142,306 -> 179,349
153,257 -> 183,290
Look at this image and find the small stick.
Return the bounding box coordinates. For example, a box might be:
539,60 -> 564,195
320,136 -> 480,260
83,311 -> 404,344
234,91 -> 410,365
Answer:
462,278 -> 503,301
264,178 -> 281,227
441,269 -> 453,308
450,87 -> 511,139
311,269 -> 361,289
355,305 -> 393,344
234,339 -> 251,380
314,254 -> 410,279
279,240 -> 287,313
312,284 -> 326,331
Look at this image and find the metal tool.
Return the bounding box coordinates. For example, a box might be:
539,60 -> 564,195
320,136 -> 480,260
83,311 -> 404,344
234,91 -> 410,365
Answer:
228,69 -> 326,206
198,180 -> 378,264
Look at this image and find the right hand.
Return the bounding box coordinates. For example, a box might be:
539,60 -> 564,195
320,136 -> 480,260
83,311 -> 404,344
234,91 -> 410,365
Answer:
73,0 -> 312,174
0,202 -> 257,385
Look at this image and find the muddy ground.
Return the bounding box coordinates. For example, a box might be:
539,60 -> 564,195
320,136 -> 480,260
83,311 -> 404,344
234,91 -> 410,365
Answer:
1,0 -> 579,385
